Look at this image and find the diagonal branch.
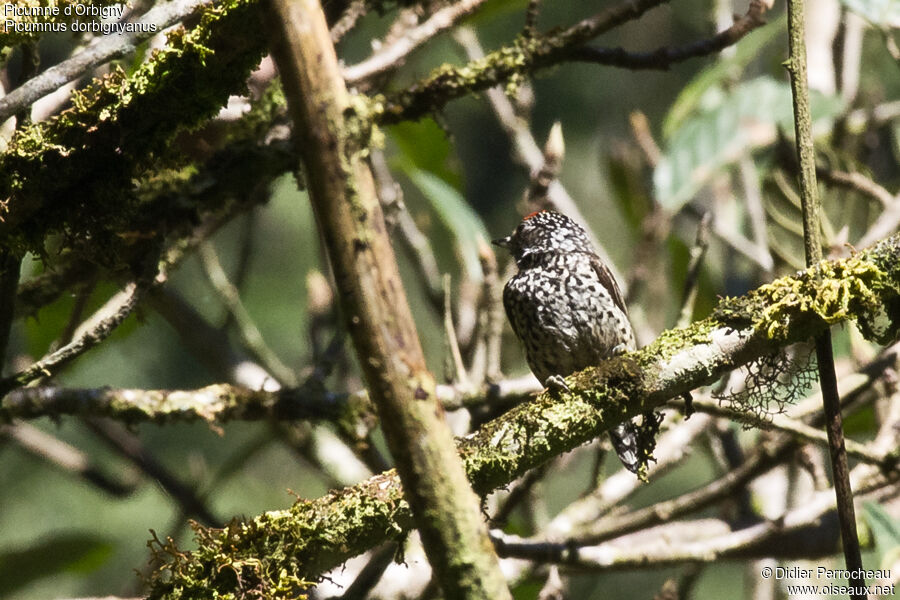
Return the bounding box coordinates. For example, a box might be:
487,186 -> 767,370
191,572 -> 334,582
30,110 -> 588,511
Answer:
261,0 -> 511,598
145,233 -> 900,598
343,0 -> 489,84
570,1 -> 768,70
377,0 -> 673,123
0,0 -> 218,124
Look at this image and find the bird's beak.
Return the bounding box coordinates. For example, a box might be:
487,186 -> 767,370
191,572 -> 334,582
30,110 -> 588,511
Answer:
492,236 -> 511,248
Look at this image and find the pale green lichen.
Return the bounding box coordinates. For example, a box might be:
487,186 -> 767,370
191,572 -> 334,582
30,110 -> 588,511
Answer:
147,477 -> 413,599
715,254 -> 895,342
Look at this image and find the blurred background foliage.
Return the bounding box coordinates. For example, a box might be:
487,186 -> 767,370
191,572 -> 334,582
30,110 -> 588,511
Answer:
2,0 -> 900,598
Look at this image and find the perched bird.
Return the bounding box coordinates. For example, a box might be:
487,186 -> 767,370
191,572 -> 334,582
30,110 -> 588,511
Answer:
493,210 -> 647,474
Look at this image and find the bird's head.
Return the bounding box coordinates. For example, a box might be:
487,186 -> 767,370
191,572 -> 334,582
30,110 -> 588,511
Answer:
492,210 -> 595,266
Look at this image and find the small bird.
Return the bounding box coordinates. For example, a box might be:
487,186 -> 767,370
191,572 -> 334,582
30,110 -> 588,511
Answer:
493,210 -> 647,474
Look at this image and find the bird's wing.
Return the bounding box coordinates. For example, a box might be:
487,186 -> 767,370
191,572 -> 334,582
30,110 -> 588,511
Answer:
588,253 -> 628,316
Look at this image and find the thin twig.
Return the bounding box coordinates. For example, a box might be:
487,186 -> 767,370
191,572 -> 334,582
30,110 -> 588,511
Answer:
14,42 -> 41,126
83,417 -> 219,526
198,241 -> 298,386
442,274 -> 469,387
786,0 -> 865,591
523,0 -> 541,38
525,122 -> 565,211
857,202 -> 900,249
331,543 -> 398,600
491,463 -> 550,526
0,252 -> 20,368
571,1 -> 768,69
676,212 -> 711,328
369,150 -> 444,305
2,422 -> 135,496
329,0 -> 368,43
0,278 -> 150,396
343,0 -> 488,84
738,157 -> 774,275
480,242 -> 504,383
628,111 -> 661,167
818,167 -> 896,208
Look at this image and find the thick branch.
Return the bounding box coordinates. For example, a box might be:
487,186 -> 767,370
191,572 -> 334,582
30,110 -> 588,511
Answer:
0,0 -> 268,254
261,1 -> 510,599
0,384 -> 356,424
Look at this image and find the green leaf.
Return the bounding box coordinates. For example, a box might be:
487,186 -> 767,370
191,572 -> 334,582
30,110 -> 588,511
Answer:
389,119 -> 462,189
864,501 -> 900,569
0,534 -> 112,596
401,167 -> 489,281
663,14 -> 786,140
840,0 -> 900,27
654,76 -> 844,213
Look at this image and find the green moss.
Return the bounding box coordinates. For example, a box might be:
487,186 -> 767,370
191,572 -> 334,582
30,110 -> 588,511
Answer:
147,473 -> 412,599
0,0 -> 267,266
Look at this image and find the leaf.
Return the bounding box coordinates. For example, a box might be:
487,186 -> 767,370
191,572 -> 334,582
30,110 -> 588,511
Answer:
840,0 -> 900,28
401,167 -> 489,281
663,14 -> 786,139
389,119 -> 461,189
0,534 -> 112,596
654,76 -> 845,213
864,501 -> 900,569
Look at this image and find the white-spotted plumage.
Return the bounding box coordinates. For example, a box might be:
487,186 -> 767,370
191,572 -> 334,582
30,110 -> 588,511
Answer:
494,210 -> 645,474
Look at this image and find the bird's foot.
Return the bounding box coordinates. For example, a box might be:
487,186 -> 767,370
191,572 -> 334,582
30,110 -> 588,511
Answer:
611,343 -> 628,357
544,374 -> 571,394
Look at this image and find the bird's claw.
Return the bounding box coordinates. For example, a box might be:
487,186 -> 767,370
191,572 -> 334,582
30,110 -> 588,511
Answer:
545,374 -> 571,393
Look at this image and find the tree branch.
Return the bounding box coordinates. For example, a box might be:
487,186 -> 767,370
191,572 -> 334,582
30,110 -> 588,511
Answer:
377,0 -> 674,123
343,0 -> 489,84
570,1 -> 767,70
786,0 -> 865,590
261,0 -> 511,598
0,0 -> 217,124
145,234 -> 900,597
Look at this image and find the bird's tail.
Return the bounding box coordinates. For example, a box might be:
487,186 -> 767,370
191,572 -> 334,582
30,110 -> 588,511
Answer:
609,421 -> 642,474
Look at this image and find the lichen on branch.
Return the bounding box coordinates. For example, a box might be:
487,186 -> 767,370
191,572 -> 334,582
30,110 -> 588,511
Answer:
144,234 -> 900,599
714,242 -> 900,343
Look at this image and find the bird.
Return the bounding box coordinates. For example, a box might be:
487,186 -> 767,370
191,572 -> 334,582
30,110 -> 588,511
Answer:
492,209 -> 649,474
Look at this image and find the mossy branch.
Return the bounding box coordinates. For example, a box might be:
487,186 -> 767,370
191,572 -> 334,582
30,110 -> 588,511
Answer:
145,235 -> 900,599
0,0 -> 268,258
264,0 -> 511,598
0,383 -> 371,427
1,0 -> 766,270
